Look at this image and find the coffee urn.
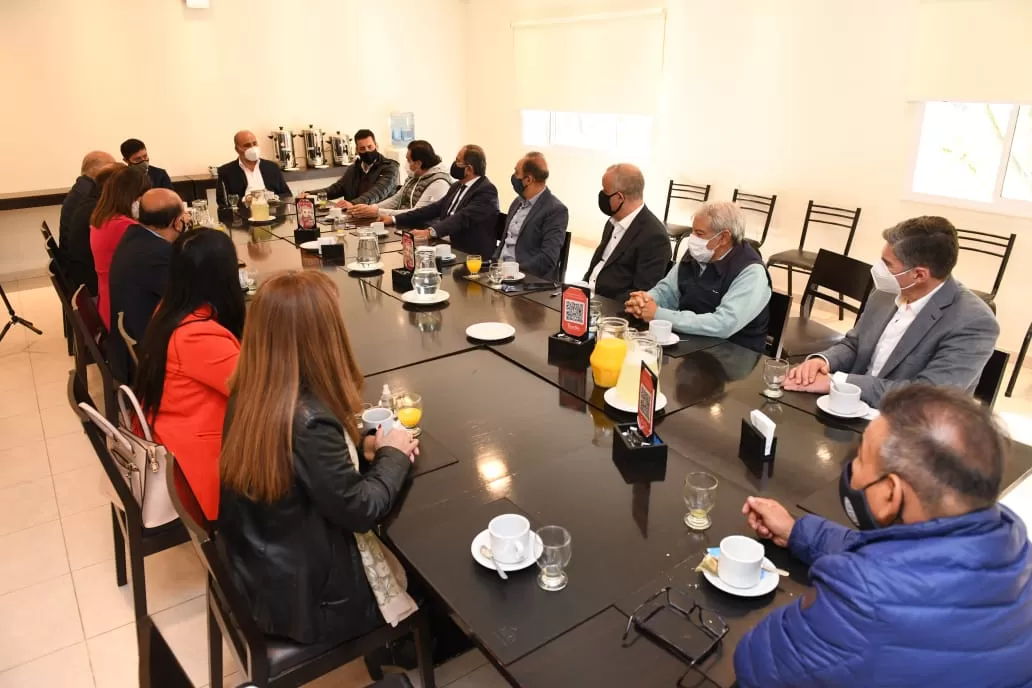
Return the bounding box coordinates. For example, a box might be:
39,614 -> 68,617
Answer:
329,131 -> 354,166
301,125 -> 329,169
268,127 -> 299,171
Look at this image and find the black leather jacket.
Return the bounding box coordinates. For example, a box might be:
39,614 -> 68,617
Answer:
217,392 -> 411,644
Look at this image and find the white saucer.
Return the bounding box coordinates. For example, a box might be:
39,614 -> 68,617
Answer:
470,529 -> 543,573
402,289 -> 450,305
466,322 -> 516,342
502,272 -> 526,282
702,559 -> 780,597
603,387 -> 668,414
816,395 -> 871,419
657,332 -> 680,347
346,261 -> 384,273
248,217 -> 277,225
299,237 -> 337,252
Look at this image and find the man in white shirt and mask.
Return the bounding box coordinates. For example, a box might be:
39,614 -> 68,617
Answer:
216,130 -> 292,208
785,216 -> 999,406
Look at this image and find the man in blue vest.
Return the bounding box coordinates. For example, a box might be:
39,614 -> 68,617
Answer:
625,201 -> 771,352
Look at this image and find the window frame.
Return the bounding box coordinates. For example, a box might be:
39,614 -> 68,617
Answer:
519,109 -> 654,160
904,100 -> 1032,219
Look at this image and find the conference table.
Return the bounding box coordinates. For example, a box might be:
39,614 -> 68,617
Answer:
224,217 -> 1032,688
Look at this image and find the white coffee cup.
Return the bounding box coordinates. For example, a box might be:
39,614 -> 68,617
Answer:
328,206 -> 343,219
361,407 -> 395,435
371,221 -> 386,235
502,261 -> 519,280
829,381 -> 863,415
435,244 -> 452,258
717,535 -> 764,589
649,320 -> 673,342
488,514 -> 530,565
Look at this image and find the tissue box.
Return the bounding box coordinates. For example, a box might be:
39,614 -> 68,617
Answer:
294,227 -> 319,244
391,269 -> 413,293
738,419 -> 777,477
547,333 -> 593,367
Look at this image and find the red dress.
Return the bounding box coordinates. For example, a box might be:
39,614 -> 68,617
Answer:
151,308 -> 240,520
90,214 -> 136,329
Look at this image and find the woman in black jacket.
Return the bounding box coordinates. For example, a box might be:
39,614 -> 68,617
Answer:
218,270 -> 419,645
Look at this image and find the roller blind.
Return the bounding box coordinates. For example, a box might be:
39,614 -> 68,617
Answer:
512,9 -> 666,115
908,0 -> 1032,102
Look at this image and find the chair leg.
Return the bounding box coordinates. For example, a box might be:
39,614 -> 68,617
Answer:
786,266 -> 793,298
112,505 -> 127,587
364,653 -> 386,682
414,610 -> 436,688
207,591 -> 223,688
838,292 -> 845,321
128,527 -> 148,619
1005,328 -> 1032,397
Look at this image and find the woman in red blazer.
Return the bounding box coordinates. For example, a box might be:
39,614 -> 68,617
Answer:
133,228 -> 245,520
90,164 -> 151,328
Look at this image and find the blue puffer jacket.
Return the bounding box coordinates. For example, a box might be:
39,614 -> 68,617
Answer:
734,505 -> 1032,687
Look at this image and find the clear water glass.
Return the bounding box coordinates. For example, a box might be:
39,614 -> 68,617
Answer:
226,194 -> 240,210
536,525 -> 572,592
356,236 -> 380,266
588,297 -> 603,336
762,359 -> 790,399
316,191 -> 328,206
412,268 -> 441,296
683,472 -> 718,530
488,263 -> 504,285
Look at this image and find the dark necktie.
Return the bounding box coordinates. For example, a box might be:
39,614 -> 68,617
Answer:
447,184 -> 467,216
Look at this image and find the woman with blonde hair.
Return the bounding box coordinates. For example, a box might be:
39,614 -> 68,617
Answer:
218,270 -> 419,645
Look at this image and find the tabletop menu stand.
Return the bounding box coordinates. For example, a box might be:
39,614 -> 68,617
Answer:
294,196 -> 320,245
548,283 -> 593,366
613,362 -> 668,462
392,232 -> 415,292
0,283 -> 42,344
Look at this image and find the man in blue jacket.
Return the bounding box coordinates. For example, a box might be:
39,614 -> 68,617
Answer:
736,383 -> 1032,688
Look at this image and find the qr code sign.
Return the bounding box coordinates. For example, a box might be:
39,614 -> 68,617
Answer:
638,385 -> 654,420
564,299 -> 586,327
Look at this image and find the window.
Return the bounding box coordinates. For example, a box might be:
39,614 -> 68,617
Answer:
909,101 -> 1032,213
520,110 -> 653,159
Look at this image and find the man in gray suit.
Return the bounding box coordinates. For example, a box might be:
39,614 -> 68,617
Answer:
785,216 -> 999,406
494,152 -> 569,281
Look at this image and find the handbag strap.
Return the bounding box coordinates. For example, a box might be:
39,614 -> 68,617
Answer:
117,385 -> 152,442
78,402 -> 134,454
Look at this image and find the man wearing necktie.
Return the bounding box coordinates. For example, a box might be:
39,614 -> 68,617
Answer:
386,145 -> 500,258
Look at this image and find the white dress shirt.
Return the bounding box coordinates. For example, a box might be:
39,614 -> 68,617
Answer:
239,159 -> 266,195
447,176 -> 480,215
587,203 -> 646,291
831,282 -> 945,384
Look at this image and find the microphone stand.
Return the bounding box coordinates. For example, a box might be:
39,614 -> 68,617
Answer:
0,283 -> 43,344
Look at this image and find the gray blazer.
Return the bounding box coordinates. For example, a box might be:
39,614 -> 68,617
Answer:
494,187 -> 569,281
820,277 -> 999,405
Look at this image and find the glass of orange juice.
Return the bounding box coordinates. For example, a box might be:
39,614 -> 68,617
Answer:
466,254 -> 482,276
396,393 -> 423,438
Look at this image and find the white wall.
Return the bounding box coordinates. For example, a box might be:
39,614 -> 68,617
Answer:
465,0 -> 1032,352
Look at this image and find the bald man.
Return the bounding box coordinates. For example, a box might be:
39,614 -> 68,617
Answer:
584,163 -> 670,302
492,152 -> 569,281
216,130 -> 291,207
60,150 -> 115,251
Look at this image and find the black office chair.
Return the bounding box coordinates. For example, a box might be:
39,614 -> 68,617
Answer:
42,220 -> 76,355
766,201 -> 862,301
975,349 -> 1009,409
493,211 -> 507,251
956,228 -> 1016,314
765,291 -> 791,359
732,189 -> 777,256
555,231 -> 573,284
70,284 -> 122,417
165,456 -> 436,688
663,180 -> 711,261
1006,321 -> 1032,397
779,250 -> 873,359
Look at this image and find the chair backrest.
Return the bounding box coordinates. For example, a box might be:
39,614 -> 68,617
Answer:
765,290 -> 791,359
956,228 -> 1016,299
117,311 -> 140,366
732,189 -> 777,246
166,456 -> 270,681
72,285 -> 108,352
41,220 -> 59,253
663,180 -> 711,224
798,201 -> 862,255
70,285 -> 119,420
974,349 -> 1009,409
800,249 -> 873,320
556,231 -> 572,284
493,211 -> 507,244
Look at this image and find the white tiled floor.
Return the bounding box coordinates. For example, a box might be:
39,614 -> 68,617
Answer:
0,249 -> 1029,687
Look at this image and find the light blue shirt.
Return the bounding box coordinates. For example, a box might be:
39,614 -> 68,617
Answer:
500,189 -> 543,262
647,260 -> 771,339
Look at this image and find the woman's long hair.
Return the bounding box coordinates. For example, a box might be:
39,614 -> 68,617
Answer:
134,229 -> 246,422
90,164 -> 149,228
220,271 -> 364,503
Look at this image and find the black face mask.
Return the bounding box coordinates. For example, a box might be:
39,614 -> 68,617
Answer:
358,151 -> 378,165
839,461 -> 896,530
598,189 -> 623,216
450,162 -> 468,180
511,174 -> 526,196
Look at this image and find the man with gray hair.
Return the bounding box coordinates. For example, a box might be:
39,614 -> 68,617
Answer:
583,163 -> 671,302
625,201 -> 772,352
785,215 -> 998,405
735,384 -> 1032,687
59,150 -> 115,252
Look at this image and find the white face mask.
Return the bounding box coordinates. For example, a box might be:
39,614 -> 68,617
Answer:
243,145 -> 260,162
130,199 -> 140,220
685,231 -> 724,264
870,260 -> 914,295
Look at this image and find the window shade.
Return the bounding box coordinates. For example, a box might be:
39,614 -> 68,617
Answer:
513,10 -> 666,115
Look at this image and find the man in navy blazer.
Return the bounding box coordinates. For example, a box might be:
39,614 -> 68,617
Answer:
493,152 -> 569,281
388,145 -> 499,258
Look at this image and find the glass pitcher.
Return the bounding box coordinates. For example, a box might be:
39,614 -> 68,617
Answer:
356,234 -> 380,266
249,190 -> 270,221
589,317 -> 629,388
614,331 -> 662,407
412,246 -> 441,296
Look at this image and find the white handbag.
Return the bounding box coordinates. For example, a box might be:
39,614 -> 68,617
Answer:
78,385 -> 178,529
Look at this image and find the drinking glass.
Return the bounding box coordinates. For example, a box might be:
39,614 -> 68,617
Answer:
762,359 -> 790,399
536,525 -> 572,591
356,235 -> 380,266
333,216 -> 349,237
395,393 -> 423,438
226,194 -> 240,211
588,297 -> 603,336
466,254 -> 483,276
488,263 -> 504,285
316,191 -> 328,206
683,472 -> 719,530
191,199 -> 210,226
